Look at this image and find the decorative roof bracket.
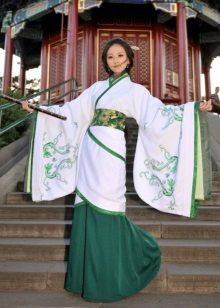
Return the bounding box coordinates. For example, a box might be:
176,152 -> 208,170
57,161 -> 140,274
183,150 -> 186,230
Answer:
78,0 -> 103,13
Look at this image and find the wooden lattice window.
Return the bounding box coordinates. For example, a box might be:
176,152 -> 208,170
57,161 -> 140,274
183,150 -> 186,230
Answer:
76,32 -> 83,89
48,31 -> 84,98
48,40 -> 67,98
98,30 -> 151,90
164,35 -> 179,99
49,41 -> 67,86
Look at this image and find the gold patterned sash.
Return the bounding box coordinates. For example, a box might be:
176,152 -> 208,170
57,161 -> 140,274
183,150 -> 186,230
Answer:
90,109 -> 126,131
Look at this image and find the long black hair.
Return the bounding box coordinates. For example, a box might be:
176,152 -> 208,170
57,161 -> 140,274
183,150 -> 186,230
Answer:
101,38 -> 134,76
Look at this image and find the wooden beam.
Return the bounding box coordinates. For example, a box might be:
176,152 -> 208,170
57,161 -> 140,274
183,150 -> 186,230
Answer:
194,45 -> 202,101
177,3 -> 189,103
3,27 -> 14,93
200,32 -> 220,44
203,66 -> 211,101
153,23 -> 164,98
40,38 -> 48,103
65,0 -> 78,101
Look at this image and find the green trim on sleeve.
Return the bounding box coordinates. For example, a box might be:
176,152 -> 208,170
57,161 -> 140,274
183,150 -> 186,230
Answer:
24,112 -> 38,194
190,103 -> 199,218
75,188 -> 125,216
87,128 -> 126,162
194,114 -> 205,200
198,111 -> 212,200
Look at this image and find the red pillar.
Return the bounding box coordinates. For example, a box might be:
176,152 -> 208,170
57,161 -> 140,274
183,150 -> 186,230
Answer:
153,24 -> 163,98
203,66 -> 211,101
65,0 -> 78,101
83,22 -> 95,89
194,45 -> 201,101
19,61 -> 26,95
40,39 -> 48,103
3,27 -> 14,93
177,3 -> 189,103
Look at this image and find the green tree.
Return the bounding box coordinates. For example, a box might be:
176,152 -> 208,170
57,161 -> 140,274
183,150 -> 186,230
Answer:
0,77 -> 40,148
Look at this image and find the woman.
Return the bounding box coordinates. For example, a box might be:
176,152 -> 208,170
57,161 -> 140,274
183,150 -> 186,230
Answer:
22,38 -> 212,302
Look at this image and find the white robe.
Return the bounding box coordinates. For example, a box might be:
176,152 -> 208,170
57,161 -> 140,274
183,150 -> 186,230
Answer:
26,75 -> 209,217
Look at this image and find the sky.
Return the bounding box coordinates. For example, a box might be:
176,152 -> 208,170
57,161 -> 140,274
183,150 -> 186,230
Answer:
0,48 -> 220,96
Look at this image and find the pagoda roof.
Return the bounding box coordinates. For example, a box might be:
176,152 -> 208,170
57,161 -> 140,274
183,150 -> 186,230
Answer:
0,0 -> 220,69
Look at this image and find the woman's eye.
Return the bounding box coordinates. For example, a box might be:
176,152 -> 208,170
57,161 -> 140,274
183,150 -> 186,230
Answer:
107,56 -> 113,59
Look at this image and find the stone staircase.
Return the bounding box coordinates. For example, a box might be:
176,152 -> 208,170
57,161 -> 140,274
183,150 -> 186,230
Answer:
0,119 -> 220,296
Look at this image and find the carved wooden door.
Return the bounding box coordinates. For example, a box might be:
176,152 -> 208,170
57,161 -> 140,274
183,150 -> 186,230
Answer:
97,30 -> 152,91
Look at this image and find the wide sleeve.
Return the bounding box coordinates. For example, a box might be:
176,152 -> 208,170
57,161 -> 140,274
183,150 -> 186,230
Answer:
25,82 -> 100,201
130,85 -> 211,218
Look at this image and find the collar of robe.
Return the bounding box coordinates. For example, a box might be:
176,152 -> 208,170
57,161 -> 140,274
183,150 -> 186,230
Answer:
95,72 -> 129,108
108,72 -> 129,86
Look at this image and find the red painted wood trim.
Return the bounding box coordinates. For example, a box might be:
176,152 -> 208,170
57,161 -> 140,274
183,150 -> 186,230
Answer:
83,22 -> 95,89
40,38 -> 48,103
177,3 -> 189,103
203,66 -> 211,101
65,0 -> 78,101
3,27 -> 14,93
153,23 -> 164,98
194,44 -> 201,101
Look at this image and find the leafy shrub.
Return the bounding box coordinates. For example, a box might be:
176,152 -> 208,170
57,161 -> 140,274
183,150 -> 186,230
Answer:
0,89 -> 31,149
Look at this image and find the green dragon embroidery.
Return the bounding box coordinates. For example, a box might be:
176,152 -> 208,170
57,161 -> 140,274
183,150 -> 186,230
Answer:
42,132 -> 78,191
159,105 -> 184,129
140,145 -> 178,210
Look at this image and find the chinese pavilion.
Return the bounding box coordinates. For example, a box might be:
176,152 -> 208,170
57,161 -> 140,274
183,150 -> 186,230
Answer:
0,0 -> 220,104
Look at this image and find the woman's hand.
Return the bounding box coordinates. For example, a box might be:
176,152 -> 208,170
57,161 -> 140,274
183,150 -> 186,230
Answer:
199,99 -> 213,112
21,101 -> 34,113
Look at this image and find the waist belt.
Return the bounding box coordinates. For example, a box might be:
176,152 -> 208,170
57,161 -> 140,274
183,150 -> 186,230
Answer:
90,109 -> 126,131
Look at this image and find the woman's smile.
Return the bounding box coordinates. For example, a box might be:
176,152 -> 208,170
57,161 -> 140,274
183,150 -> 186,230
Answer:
107,44 -> 130,76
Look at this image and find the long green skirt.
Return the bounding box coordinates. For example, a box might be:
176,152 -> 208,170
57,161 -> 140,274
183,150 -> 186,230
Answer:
65,203 -> 161,302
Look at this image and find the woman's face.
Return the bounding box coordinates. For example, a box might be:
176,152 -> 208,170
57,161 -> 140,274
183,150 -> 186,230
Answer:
106,44 -> 129,76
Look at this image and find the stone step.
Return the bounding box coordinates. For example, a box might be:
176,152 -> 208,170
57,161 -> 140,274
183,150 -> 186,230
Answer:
0,261 -> 65,291
0,238 -> 219,263
0,220 -> 220,240
1,205 -> 220,221
0,261 -> 219,293
5,191 -> 220,206
212,181 -> 220,192
213,172 -> 220,181
200,193 -> 220,206
160,239 -> 220,263
0,205 -> 74,220
1,292 -> 220,307
6,192 -> 75,205
0,238 -> 68,262
0,220 -> 72,238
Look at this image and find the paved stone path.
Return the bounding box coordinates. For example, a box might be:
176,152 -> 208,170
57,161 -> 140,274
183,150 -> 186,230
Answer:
1,292 -> 220,308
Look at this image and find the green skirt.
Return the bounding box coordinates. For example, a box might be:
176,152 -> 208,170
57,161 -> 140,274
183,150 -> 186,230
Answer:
65,203 -> 161,302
